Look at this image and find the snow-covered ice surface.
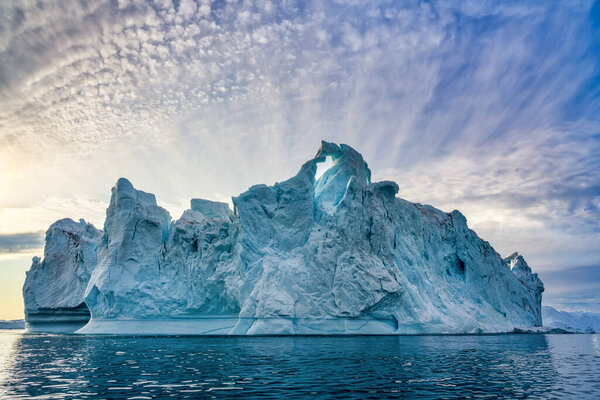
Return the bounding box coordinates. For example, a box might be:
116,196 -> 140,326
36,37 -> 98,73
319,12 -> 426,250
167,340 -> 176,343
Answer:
24,141 -> 546,335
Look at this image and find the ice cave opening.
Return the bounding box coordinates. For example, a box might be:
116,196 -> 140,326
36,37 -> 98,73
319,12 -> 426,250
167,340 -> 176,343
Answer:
315,155 -> 333,181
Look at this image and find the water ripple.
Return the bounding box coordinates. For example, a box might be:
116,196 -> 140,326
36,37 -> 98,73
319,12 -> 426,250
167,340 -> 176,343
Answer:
0,331 -> 599,398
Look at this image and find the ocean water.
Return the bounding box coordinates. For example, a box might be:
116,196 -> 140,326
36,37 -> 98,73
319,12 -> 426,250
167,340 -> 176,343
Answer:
0,332 -> 598,399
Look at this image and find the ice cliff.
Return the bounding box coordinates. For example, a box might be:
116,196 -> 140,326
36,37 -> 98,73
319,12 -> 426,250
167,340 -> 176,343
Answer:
24,141 -> 545,335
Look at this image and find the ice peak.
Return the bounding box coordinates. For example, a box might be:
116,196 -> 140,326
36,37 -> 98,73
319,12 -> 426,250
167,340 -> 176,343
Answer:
112,177 -> 136,200
315,140 -> 342,158
310,141 -> 373,212
110,177 -> 160,210
504,252 -> 544,301
314,141 -> 371,184
115,177 -> 134,190
504,252 -> 528,270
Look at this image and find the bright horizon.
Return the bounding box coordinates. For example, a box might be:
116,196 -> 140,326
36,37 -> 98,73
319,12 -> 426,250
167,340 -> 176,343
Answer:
1,1 -> 600,320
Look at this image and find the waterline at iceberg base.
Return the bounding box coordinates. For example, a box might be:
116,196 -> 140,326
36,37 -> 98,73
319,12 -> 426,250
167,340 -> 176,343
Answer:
77,317 -> 426,335
23,141 -> 544,335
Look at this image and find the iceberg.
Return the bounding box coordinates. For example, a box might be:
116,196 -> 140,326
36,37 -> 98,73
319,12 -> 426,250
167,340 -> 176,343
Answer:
0,320 -> 25,329
23,218 -> 102,332
24,141 -> 545,334
541,306 -> 600,333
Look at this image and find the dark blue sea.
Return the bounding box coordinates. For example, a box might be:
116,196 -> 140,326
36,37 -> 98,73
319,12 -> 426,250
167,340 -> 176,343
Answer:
0,331 -> 599,399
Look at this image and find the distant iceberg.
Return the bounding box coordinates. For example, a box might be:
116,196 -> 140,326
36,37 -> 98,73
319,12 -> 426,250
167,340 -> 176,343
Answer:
0,319 -> 25,329
24,141 -> 545,335
541,306 -> 600,333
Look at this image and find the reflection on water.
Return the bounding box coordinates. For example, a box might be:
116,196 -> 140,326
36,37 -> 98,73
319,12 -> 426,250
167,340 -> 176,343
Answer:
0,330 -> 20,388
545,335 -> 600,398
0,331 -> 598,399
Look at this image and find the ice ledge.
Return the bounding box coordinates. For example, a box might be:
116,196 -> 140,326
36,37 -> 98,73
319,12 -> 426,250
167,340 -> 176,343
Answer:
74,318 -> 518,336
190,198 -> 232,219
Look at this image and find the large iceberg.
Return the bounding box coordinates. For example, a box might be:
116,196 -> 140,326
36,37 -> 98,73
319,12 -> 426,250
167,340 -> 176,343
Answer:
24,141 -> 545,335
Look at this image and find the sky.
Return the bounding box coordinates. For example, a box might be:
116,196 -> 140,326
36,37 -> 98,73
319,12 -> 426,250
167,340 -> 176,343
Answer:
0,0 -> 599,320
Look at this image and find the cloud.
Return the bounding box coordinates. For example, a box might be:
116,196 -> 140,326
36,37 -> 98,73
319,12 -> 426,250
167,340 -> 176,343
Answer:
376,121 -> 600,267
0,232 -> 44,255
0,0 -> 599,309
541,265 -> 600,312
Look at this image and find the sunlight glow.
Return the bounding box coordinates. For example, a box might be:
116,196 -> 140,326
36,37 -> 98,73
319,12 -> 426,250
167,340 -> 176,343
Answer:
315,156 -> 334,181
